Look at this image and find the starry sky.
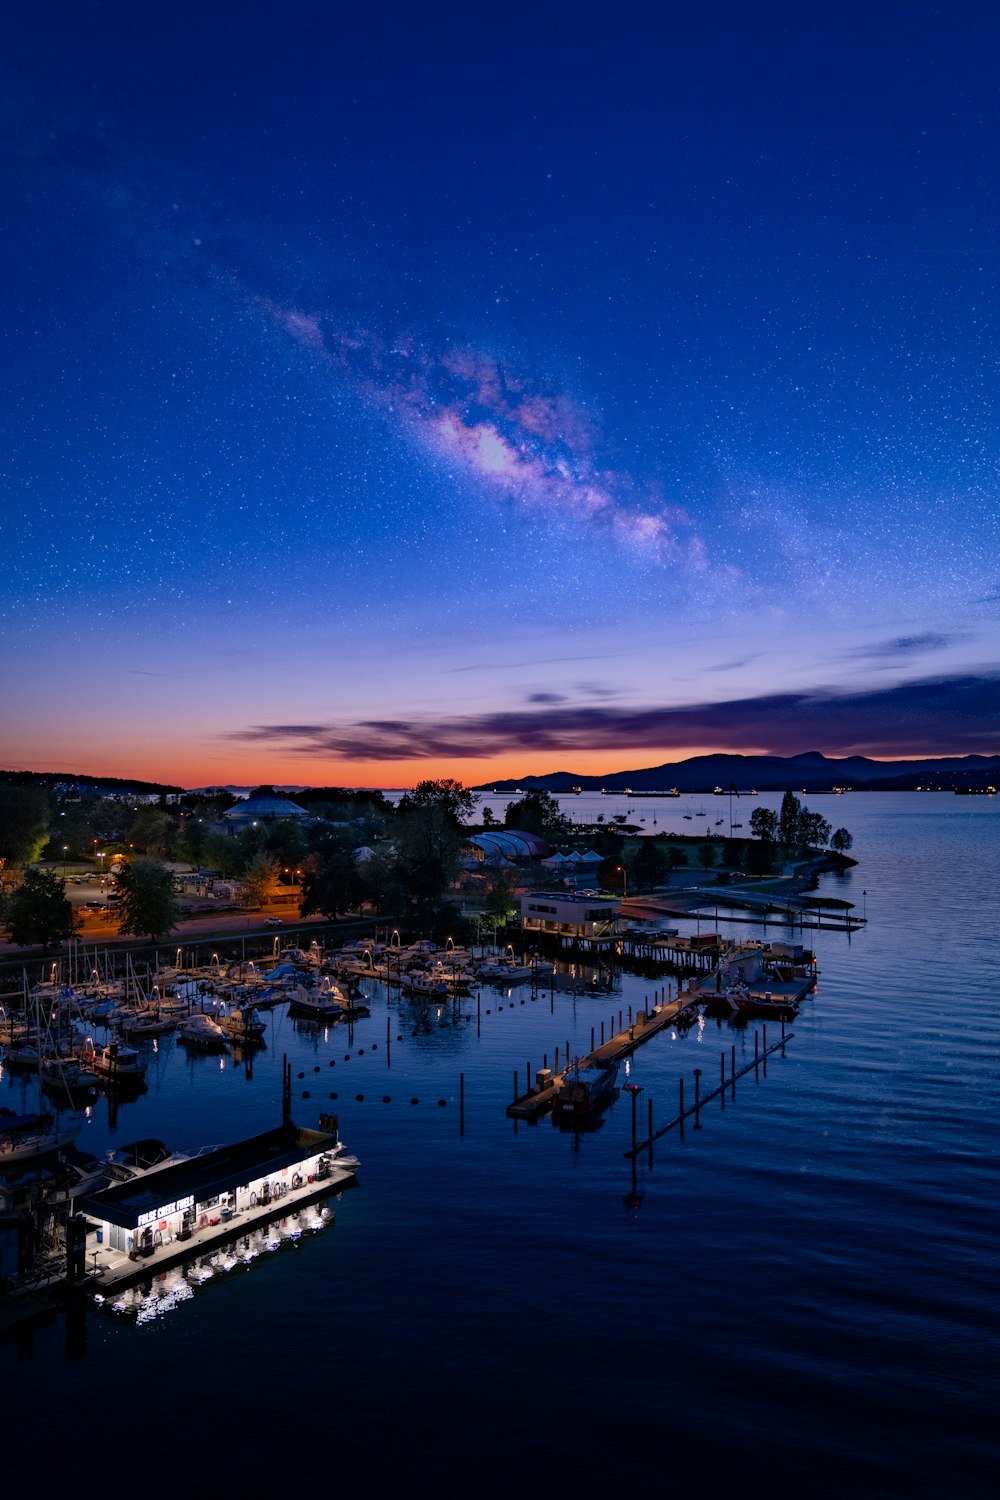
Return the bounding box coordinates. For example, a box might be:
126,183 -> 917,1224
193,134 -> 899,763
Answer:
2,1 -> 998,787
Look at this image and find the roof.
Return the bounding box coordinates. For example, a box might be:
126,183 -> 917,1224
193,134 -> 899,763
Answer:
222,790 -> 308,822
77,1121 -> 338,1229
467,828 -> 550,862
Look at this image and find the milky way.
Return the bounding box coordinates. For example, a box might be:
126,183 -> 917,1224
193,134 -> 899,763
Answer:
264,303 -> 707,566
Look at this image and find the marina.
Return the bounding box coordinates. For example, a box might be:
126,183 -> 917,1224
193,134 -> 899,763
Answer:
0,792 -> 997,1497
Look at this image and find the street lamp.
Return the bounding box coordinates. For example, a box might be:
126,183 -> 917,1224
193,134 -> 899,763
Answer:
62,845 -> 68,877
616,865 -> 628,900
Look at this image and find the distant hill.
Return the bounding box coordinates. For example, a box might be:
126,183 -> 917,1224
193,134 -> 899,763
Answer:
0,769 -> 184,796
472,751 -> 1000,794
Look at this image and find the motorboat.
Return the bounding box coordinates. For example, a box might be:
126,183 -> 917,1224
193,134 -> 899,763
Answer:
288,981 -> 350,1021
217,1004 -> 267,1043
178,1013 -> 228,1050
553,1061 -> 618,1121
722,984 -> 797,1021
122,1009 -> 177,1039
82,1036 -> 149,1090
400,970 -> 449,998
475,960 -> 532,983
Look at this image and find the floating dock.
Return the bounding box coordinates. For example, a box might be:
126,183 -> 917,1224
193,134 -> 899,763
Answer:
506,996 -> 693,1119
85,1162 -> 357,1293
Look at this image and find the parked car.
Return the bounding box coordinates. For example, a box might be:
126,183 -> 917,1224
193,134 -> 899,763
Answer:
264,916 -> 284,927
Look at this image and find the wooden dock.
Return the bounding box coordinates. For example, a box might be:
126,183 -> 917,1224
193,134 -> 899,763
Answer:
505,996 -> 693,1119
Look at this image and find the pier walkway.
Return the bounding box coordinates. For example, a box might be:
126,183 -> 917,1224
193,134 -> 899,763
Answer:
506,995 -> 691,1119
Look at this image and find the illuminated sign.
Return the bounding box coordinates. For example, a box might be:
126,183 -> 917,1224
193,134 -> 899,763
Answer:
137,1194 -> 194,1227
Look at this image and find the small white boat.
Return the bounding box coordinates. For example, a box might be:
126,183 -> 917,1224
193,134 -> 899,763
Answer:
122,1009 -> 177,1039
288,981 -> 350,1021
475,961 -> 533,983
178,1013 -> 227,1050
400,970 -> 449,997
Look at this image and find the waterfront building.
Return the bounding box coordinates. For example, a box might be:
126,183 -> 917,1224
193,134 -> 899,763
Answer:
78,1119 -> 344,1257
520,890 -> 621,939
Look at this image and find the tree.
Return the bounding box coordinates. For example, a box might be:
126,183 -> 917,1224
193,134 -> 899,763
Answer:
504,789 -> 569,837
241,852 -> 280,909
749,806 -> 778,843
393,799 -> 464,910
299,831 -> 365,919
125,806 -> 178,858
778,790 -> 803,847
830,827 -> 853,854
5,868 -> 77,949
482,870 -> 518,930
356,847 -> 396,914
799,811 -> 832,849
631,839 -> 670,891
481,805 -> 496,827
397,779 -> 478,824
114,858 -> 179,941
697,842 -> 717,870
0,782 -> 51,869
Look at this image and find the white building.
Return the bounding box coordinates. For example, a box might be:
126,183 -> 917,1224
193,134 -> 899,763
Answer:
520,890 -> 620,939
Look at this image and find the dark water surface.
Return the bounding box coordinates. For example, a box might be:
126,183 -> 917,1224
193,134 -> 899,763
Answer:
4,794 -> 998,1496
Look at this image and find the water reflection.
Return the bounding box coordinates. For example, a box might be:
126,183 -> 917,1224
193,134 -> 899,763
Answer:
93,1206 -> 334,1323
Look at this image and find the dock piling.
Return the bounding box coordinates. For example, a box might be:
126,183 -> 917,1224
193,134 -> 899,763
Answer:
693,1068 -> 703,1129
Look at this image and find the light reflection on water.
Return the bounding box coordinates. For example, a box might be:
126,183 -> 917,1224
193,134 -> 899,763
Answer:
2,794 -> 998,1493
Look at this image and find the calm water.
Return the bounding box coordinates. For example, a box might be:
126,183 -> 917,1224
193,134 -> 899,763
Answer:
4,793 -> 998,1497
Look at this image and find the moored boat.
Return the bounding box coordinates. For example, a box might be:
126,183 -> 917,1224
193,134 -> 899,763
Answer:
553,1061 -> 618,1121
179,1013 -> 228,1050
82,1036 -> 149,1091
217,1004 -> 267,1043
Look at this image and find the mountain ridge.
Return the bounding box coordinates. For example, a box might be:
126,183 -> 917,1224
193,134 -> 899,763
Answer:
470,751 -> 1000,794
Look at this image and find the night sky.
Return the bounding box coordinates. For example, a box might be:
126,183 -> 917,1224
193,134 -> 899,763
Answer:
2,2 -> 998,786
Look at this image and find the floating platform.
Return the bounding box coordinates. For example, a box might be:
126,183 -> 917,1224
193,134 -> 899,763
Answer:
506,997 -> 692,1119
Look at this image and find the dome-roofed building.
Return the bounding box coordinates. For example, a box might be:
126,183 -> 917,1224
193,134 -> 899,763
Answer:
221,786 -> 310,830
466,828 -> 550,866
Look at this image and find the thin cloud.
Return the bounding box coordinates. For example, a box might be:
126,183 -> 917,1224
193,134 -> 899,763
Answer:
233,673 -> 1000,761
840,633 -> 960,663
